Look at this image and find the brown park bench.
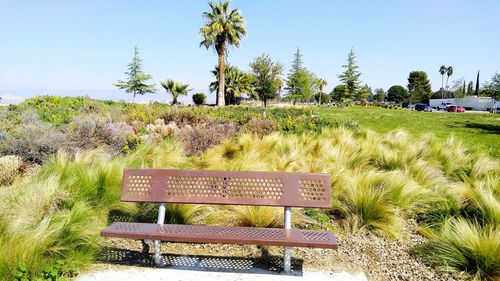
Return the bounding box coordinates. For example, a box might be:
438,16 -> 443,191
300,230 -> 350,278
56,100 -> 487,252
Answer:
101,169 -> 338,273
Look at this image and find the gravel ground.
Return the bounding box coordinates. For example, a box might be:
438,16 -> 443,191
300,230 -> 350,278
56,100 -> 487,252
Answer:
84,219 -> 469,281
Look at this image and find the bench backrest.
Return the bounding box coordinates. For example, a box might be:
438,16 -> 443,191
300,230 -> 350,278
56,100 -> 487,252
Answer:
121,169 -> 331,208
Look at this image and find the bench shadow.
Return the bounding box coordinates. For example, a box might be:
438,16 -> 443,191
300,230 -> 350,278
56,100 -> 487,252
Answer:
97,247 -> 304,276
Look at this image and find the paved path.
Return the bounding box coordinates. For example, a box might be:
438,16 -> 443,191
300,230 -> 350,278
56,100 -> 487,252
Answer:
77,268 -> 367,281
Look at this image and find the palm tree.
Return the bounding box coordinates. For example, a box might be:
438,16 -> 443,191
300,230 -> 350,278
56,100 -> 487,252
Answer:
445,66 -> 454,96
439,65 -> 447,98
210,65 -> 254,105
315,78 -> 328,105
199,1 -> 246,106
160,79 -> 192,105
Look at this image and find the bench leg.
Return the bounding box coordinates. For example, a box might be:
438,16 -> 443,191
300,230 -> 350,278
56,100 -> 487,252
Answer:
154,240 -> 162,265
154,203 -> 166,266
284,247 -> 292,273
283,206 -> 292,273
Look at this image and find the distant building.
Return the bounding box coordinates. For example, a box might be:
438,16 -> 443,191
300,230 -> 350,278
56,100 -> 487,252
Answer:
429,96 -> 498,111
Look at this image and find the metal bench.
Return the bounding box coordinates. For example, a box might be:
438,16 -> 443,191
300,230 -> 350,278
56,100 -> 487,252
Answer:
101,169 -> 338,273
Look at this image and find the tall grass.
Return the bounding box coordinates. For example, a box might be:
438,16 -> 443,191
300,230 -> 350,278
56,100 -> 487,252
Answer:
1,124 -> 499,280
414,218 -> 500,280
0,140 -> 187,280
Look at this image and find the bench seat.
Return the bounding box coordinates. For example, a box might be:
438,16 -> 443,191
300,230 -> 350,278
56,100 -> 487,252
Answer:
102,222 -> 338,249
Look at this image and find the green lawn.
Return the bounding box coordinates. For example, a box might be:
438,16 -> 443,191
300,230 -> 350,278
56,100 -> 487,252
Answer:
313,106 -> 500,157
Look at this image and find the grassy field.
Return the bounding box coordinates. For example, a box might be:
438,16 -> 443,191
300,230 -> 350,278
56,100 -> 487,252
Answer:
314,106 -> 500,157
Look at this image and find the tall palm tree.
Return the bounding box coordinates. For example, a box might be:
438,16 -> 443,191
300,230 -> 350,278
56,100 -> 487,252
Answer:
199,1 -> 246,106
160,79 -> 192,105
315,78 -> 328,105
445,66 -> 454,96
439,65 -> 447,98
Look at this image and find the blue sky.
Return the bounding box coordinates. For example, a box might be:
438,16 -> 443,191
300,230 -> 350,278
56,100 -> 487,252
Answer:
1,0 -> 499,103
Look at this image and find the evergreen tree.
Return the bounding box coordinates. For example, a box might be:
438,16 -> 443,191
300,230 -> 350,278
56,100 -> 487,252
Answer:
467,81 -> 474,95
338,48 -> 362,100
407,71 -> 432,103
374,88 -> 385,102
387,85 -> 409,103
286,48 -> 313,104
356,84 -> 372,102
115,46 -> 156,101
475,70 -> 480,96
330,85 -> 349,103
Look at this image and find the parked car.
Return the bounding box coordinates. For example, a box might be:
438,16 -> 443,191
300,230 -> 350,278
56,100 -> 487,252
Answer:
401,102 -> 413,109
437,102 -> 454,110
489,107 -> 500,113
414,104 -> 432,112
447,105 -> 465,112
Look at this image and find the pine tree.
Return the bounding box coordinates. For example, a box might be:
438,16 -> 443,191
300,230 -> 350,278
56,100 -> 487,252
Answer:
338,48 -> 362,100
286,48 -> 313,104
467,81 -> 474,95
475,70 -> 480,96
407,71 -> 432,103
115,46 -> 156,101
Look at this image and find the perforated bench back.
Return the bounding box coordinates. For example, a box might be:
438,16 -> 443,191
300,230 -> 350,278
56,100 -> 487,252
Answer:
121,169 -> 331,208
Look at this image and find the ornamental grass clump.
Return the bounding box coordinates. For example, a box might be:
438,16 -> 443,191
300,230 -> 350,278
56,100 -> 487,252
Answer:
413,218 -> 500,280
0,140 -> 189,280
0,155 -> 22,186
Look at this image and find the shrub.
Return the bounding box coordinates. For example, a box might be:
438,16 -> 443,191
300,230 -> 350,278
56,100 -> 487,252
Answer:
192,93 -> 206,106
20,96 -> 114,126
413,218 -> 500,280
176,121 -> 239,156
0,112 -> 66,164
244,118 -> 278,136
67,115 -> 134,154
145,119 -> 179,143
125,102 -> 171,124
0,155 -> 22,186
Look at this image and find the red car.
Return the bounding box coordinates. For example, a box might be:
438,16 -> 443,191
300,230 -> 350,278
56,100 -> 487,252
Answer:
447,105 -> 465,112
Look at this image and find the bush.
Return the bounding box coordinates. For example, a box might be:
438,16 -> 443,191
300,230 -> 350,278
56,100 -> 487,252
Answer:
145,119 -> 179,143
0,112 -> 67,164
0,155 -> 22,186
20,96 -> 114,126
244,118 -> 278,136
176,121 -> 239,156
67,115 -> 134,154
413,218 -> 500,280
192,93 -> 206,106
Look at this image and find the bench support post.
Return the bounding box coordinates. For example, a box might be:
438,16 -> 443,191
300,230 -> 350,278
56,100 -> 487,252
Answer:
283,206 -> 292,273
154,203 -> 166,266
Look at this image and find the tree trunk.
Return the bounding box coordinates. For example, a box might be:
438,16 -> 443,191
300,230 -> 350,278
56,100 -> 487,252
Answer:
217,49 -> 226,107
264,98 -> 267,107
441,75 -> 444,98
445,76 -> 450,97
